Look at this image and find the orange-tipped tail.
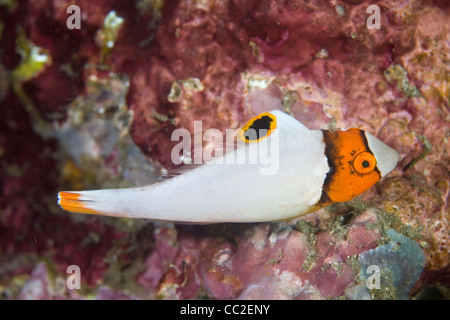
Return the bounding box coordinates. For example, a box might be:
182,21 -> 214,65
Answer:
58,191 -> 104,215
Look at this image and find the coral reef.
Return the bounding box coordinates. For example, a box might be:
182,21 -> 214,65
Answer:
353,229 -> 426,300
0,0 -> 448,299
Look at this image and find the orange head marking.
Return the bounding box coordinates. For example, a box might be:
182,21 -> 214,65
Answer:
319,129 -> 381,204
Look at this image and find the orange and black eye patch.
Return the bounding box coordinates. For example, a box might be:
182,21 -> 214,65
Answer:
352,151 -> 377,174
238,112 -> 277,143
317,128 -> 381,206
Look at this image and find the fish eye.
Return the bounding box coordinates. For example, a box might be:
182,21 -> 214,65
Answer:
353,151 -> 376,174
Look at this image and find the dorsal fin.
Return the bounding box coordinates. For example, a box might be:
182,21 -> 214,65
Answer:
237,110 -> 310,143
269,110 -> 310,134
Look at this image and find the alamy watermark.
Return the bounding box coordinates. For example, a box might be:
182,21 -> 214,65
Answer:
366,5 -> 381,30
62,2 -> 383,177
65,4 -> 382,31
63,263 -> 383,292
66,265 -> 81,290
171,124 -> 280,176
366,264 -> 381,289
66,5 -> 81,30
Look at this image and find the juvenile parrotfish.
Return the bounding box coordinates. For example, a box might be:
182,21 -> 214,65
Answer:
58,110 -> 400,223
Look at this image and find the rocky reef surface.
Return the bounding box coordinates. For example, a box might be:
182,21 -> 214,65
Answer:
0,0 -> 448,299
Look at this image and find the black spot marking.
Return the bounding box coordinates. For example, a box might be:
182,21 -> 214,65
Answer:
244,115 -> 273,141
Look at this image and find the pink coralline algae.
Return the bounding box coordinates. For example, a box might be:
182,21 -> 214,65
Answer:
0,0 -> 449,300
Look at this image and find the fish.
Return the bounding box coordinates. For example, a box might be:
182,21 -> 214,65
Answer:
58,110 -> 400,223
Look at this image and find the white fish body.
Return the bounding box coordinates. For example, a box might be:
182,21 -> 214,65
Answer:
58,110 -> 399,223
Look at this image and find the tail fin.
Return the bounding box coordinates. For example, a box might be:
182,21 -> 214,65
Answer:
58,191 -> 122,217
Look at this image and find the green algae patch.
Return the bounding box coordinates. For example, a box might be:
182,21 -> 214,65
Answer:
384,65 -> 421,98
